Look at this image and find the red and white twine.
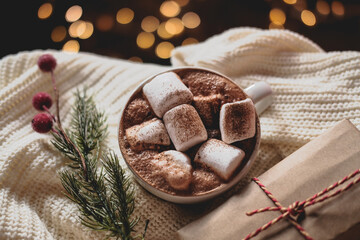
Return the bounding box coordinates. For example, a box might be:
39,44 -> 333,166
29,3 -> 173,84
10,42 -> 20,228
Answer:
243,168 -> 360,240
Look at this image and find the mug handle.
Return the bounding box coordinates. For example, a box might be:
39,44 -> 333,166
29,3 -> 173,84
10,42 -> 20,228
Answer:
244,82 -> 273,115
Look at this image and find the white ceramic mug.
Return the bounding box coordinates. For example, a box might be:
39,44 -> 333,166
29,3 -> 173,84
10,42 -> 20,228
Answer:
118,67 -> 272,204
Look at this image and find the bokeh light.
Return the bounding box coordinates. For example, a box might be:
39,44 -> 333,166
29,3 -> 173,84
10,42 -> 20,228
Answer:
182,12 -> 201,29
269,22 -> 284,29
116,8 -> 134,24
51,26 -> 67,42
65,5 -> 83,22
294,0 -> 307,11
316,0 -> 330,15
156,42 -> 175,59
79,22 -> 94,39
157,22 -> 174,39
269,8 -> 286,25
136,32 -> 155,49
96,14 -> 115,31
63,40 -> 80,52
182,37 -> 199,46
332,1 -> 345,16
129,56 -> 143,63
174,0 -> 189,7
141,16 -> 160,32
283,0 -> 296,4
165,18 -> 184,35
38,3 -> 53,20
160,1 -> 181,17
301,10 -> 316,26
69,20 -> 87,38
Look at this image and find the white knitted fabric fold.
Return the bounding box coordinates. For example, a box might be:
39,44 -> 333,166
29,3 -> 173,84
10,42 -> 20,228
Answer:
1,28 -> 359,240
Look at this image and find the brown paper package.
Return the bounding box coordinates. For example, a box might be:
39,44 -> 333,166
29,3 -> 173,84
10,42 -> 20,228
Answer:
177,119 -> 360,240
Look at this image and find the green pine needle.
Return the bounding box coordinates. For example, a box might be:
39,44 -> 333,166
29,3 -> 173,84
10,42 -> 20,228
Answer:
52,88 -> 145,239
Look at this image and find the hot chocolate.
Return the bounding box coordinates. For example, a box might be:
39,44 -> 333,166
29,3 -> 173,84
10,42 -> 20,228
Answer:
119,69 -> 258,196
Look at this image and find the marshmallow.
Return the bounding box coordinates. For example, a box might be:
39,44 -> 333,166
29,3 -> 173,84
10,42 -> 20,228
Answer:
194,139 -> 245,181
125,118 -> 170,151
219,98 -> 256,144
163,104 -> 208,152
142,72 -> 193,118
193,94 -> 222,127
151,150 -> 192,190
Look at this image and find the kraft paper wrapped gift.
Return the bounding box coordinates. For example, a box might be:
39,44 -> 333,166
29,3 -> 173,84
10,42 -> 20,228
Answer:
177,119 -> 360,240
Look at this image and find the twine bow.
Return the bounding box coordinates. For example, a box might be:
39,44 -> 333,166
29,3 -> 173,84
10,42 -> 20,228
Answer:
243,168 -> 360,240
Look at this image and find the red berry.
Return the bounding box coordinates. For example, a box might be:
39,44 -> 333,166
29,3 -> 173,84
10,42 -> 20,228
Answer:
37,54 -> 57,72
32,92 -> 53,111
31,113 -> 53,133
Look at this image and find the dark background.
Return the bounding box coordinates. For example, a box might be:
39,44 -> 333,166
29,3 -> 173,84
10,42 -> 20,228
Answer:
1,0 -> 360,65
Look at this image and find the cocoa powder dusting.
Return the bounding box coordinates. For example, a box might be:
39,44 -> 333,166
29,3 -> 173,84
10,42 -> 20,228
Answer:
192,168 -> 222,193
177,69 -> 247,103
123,93 -> 154,129
119,69 -> 257,196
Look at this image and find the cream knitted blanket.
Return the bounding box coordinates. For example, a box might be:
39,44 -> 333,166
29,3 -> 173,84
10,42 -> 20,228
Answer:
1,28 -> 359,240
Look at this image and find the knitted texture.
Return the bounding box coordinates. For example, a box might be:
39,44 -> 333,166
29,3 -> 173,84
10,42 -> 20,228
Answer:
1,28 -> 360,239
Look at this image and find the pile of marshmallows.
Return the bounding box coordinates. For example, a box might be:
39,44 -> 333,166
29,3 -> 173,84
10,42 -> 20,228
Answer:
125,72 -> 256,191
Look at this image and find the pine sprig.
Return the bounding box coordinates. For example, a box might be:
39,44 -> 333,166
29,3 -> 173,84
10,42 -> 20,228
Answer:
103,152 -> 139,238
52,89 -> 145,239
70,89 -> 107,155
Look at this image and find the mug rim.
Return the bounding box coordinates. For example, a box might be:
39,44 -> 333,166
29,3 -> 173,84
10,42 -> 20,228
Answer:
117,66 -> 261,204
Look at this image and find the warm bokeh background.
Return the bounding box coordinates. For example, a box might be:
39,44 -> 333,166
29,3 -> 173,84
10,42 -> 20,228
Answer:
1,0 -> 360,65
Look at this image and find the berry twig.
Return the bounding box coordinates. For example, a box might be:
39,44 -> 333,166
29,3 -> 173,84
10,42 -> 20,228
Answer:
33,54 -> 88,179
50,71 -> 61,125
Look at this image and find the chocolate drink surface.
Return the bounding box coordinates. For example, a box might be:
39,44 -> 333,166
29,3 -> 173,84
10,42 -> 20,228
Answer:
119,69 -> 259,196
